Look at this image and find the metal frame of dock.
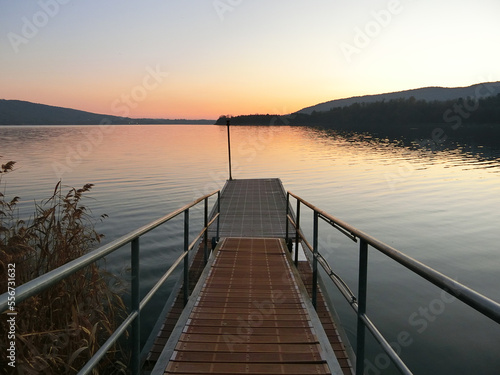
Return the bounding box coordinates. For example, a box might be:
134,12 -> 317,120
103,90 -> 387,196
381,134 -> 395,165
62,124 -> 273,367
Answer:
3,177 -> 500,374
148,179 -> 354,374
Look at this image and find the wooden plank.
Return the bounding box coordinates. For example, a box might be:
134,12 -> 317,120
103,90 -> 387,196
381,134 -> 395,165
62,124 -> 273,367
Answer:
165,361 -> 330,374
169,351 -> 325,363
160,237 -> 338,374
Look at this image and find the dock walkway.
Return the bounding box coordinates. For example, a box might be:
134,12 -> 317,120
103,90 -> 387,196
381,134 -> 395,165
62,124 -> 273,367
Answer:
149,179 -> 353,375
213,178 -> 291,238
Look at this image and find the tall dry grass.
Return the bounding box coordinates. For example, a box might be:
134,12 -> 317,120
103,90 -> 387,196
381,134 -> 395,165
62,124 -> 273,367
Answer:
0,160 -> 127,374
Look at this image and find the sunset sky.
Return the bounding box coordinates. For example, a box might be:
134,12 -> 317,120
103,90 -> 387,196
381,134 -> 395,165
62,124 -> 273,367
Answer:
1,0 -> 499,119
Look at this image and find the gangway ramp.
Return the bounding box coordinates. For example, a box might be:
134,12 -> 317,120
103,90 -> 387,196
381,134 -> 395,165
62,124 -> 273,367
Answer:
148,179 -> 353,375
153,237 -> 344,374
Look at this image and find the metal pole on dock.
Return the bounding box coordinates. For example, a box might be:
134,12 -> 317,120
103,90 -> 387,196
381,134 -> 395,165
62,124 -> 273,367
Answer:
227,119 -> 233,180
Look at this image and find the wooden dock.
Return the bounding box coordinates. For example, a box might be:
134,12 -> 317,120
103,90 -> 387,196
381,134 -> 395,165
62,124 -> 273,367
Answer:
147,179 -> 354,375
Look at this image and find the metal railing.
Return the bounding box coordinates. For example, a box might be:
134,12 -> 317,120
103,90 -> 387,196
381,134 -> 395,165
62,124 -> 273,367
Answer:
0,190 -> 220,375
285,191 -> 500,375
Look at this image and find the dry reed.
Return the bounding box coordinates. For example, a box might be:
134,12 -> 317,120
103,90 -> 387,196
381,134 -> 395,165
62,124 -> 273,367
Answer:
0,159 -> 128,374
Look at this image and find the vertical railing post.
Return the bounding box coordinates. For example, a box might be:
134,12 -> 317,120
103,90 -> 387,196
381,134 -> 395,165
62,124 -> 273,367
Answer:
294,199 -> 301,267
183,209 -> 189,306
312,211 -> 318,310
131,238 -> 140,375
285,192 -> 290,248
356,239 -> 368,375
227,120 -> 233,181
204,197 -> 208,264
216,191 -> 220,242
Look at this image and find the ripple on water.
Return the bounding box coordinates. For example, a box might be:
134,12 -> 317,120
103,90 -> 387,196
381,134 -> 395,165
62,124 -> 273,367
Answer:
2,125 -> 500,374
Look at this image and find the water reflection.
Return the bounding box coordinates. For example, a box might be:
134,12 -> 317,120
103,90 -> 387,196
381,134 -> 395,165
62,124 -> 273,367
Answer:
1,124 -> 499,374
307,126 -> 500,174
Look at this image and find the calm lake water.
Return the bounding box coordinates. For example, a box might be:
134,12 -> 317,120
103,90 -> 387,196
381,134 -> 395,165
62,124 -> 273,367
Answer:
1,124 -> 499,374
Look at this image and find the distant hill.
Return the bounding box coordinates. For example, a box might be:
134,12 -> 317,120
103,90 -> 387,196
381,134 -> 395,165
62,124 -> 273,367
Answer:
215,83 -> 500,143
296,82 -> 500,115
0,100 -> 214,125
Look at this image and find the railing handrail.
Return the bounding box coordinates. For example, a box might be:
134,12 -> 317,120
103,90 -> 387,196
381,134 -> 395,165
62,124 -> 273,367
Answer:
0,189 -> 221,375
0,189 -> 219,312
286,190 -> 500,375
287,191 -> 500,323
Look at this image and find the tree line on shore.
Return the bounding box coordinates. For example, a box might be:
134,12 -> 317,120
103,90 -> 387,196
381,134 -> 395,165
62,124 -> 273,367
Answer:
215,94 -> 500,138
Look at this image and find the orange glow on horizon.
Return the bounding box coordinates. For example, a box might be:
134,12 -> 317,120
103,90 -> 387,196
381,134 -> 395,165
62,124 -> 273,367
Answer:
2,86 -> 340,120
2,2 -> 499,121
